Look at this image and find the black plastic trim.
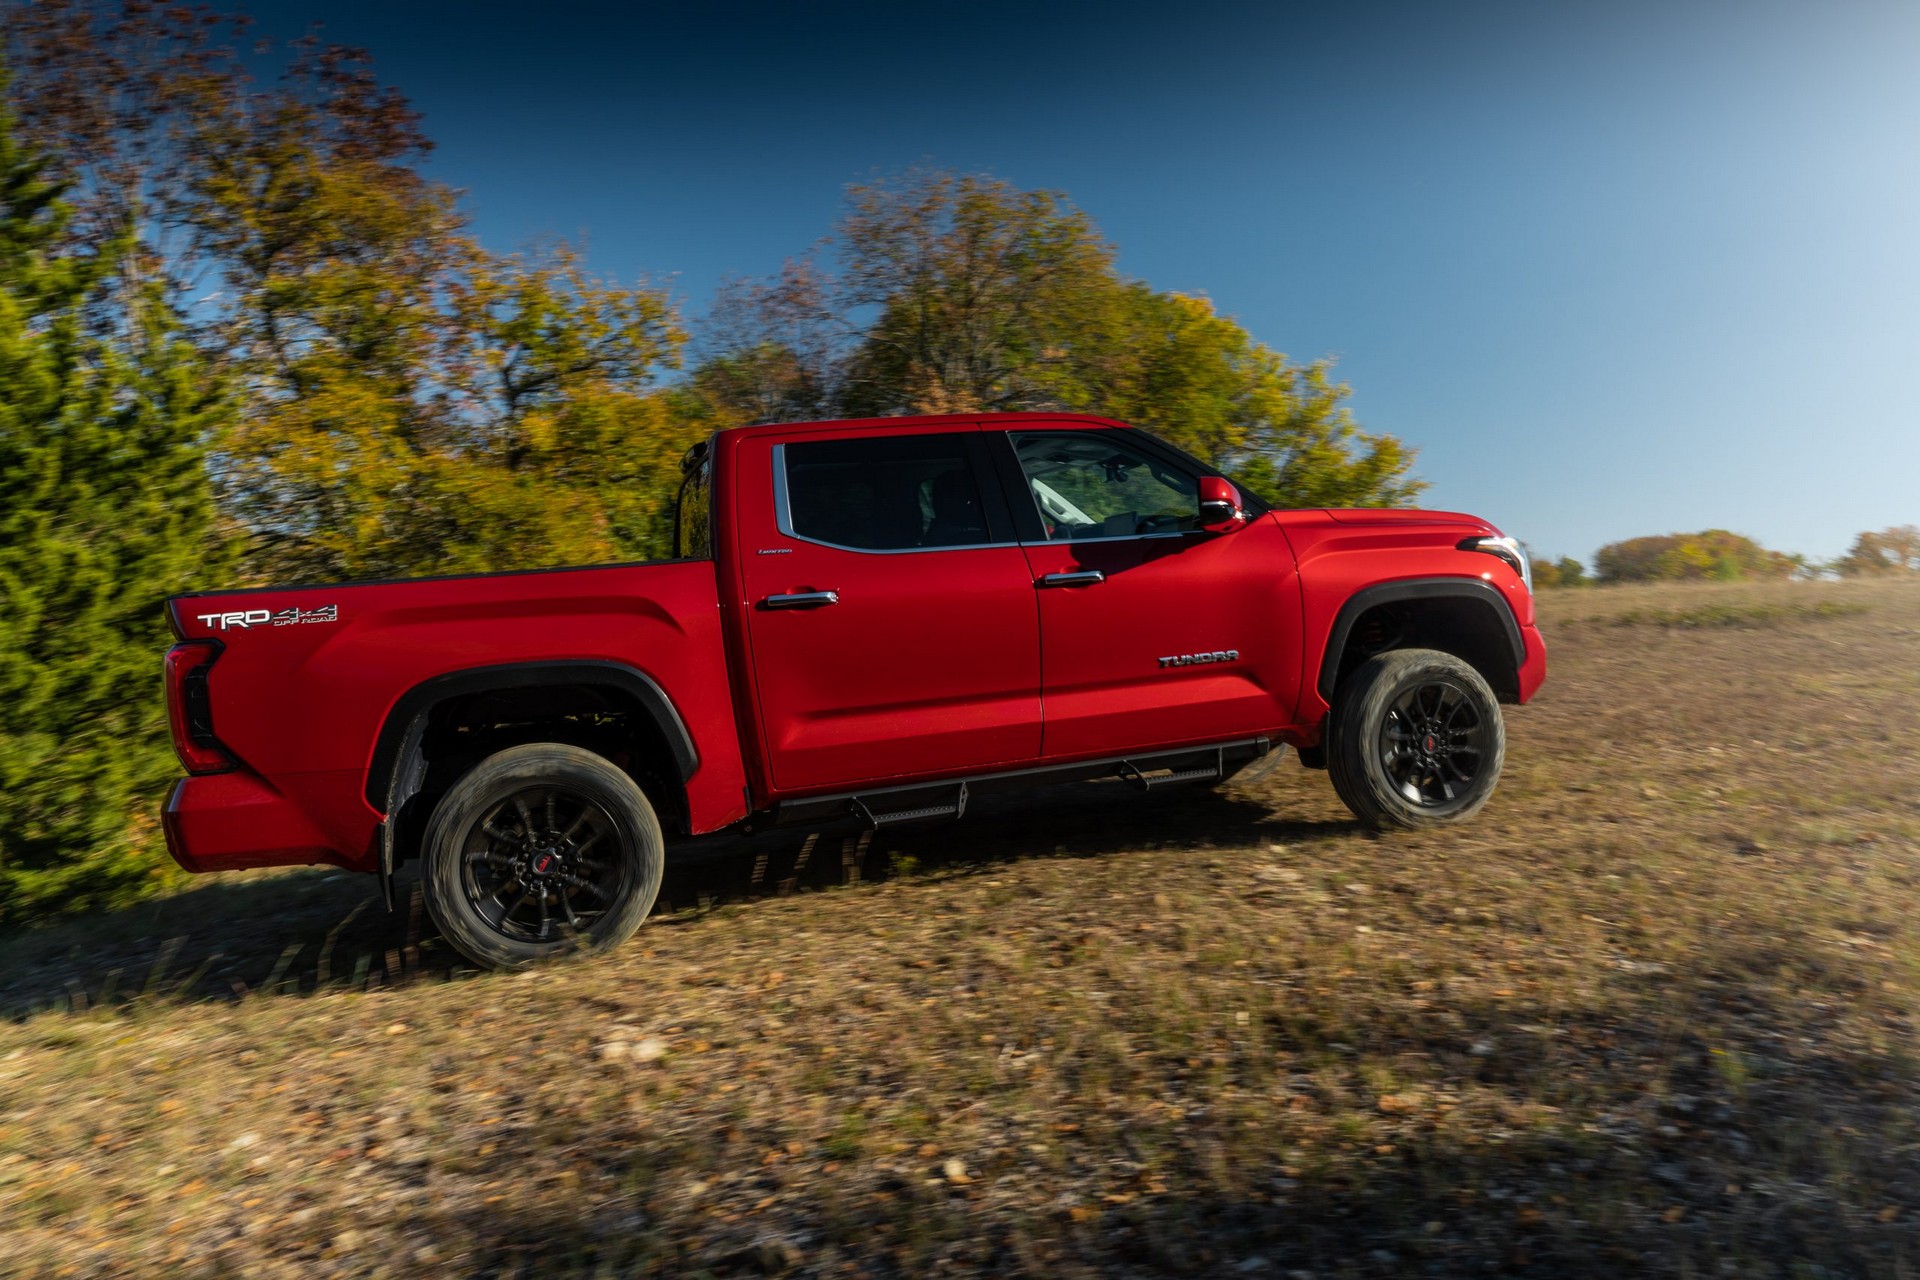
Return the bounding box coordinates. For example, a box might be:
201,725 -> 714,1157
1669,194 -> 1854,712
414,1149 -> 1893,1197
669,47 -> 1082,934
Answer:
363,660 -> 699,812
768,737 -> 1273,829
1317,577 -> 1526,701
983,431 -> 1049,543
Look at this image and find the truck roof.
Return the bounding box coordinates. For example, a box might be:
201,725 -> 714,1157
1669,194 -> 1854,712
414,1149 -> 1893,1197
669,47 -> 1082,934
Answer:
717,412 -> 1131,441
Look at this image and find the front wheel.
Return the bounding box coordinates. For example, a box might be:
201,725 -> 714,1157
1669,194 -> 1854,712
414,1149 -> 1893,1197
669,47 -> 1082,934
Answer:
1325,649 -> 1506,830
420,743 -> 664,970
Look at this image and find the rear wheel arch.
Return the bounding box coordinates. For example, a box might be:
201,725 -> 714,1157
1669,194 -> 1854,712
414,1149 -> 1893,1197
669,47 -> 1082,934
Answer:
1319,578 -> 1527,705
367,661 -> 698,868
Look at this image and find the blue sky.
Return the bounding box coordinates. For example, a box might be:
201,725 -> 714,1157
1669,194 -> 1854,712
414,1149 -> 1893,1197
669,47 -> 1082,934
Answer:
250,0 -> 1920,563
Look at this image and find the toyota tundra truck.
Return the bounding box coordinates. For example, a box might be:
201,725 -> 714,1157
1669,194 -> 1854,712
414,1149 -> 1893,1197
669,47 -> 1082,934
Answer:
162,413 -> 1546,968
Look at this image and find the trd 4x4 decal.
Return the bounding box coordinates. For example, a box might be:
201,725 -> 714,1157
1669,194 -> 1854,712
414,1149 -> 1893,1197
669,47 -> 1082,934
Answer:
196,604 -> 338,630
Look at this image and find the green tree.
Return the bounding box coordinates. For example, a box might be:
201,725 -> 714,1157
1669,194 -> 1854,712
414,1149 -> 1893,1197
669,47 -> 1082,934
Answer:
1530,554 -> 1588,588
693,168 -> 1422,509
10,7 -> 695,582
1078,285 -> 1422,508
0,80 -> 231,921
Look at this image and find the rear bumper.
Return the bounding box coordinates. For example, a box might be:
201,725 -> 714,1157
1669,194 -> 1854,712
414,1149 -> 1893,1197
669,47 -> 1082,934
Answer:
163,772 -> 349,873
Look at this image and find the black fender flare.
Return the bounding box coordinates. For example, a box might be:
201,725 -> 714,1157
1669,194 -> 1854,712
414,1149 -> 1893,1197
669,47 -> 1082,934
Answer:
1317,578 -> 1526,701
364,659 -> 699,815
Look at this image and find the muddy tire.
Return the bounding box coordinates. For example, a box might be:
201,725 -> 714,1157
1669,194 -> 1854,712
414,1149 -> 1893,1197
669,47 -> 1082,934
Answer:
1325,649 -> 1505,830
421,743 -> 664,970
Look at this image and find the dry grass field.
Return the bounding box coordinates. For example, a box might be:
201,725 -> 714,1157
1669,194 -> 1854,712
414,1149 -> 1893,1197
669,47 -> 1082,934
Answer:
3,577 -> 1919,1278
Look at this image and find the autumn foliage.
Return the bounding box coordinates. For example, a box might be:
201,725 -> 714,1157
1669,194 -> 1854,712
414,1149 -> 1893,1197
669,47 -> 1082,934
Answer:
1832,525 -> 1920,576
1592,531 -> 1802,584
0,4 -> 1429,919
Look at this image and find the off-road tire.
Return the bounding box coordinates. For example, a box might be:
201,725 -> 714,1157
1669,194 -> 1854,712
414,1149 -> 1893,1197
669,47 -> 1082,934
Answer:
1325,648 -> 1505,830
421,743 -> 664,970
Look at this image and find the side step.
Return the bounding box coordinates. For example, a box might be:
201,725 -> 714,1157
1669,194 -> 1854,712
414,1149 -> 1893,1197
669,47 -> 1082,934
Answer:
851,783 -> 970,829
1115,746 -> 1237,792
770,737 -> 1273,831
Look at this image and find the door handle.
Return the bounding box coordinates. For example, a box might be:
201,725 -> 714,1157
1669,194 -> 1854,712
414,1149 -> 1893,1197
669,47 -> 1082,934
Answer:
1037,571 -> 1105,588
761,590 -> 840,609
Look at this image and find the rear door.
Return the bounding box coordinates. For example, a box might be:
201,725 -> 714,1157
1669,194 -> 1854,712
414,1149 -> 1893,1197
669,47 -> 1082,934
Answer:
995,426 -> 1301,760
738,425 -> 1043,794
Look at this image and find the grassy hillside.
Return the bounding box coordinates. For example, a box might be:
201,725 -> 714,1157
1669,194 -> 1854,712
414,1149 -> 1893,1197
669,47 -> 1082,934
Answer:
4,578 -> 1920,1278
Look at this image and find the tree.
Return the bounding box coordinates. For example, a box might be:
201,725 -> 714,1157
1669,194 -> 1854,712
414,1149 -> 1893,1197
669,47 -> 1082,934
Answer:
690,168 -> 1423,509
9,5 -> 695,582
691,259 -> 843,426
1529,554 -> 1587,589
1076,285 -> 1422,509
1833,525 -> 1920,576
1593,531 -> 1798,584
835,169 -> 1119,416
0,75 -> 231,921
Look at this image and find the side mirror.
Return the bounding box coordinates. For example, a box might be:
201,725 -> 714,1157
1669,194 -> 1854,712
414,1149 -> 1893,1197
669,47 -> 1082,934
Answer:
1198,476 -> 1248,533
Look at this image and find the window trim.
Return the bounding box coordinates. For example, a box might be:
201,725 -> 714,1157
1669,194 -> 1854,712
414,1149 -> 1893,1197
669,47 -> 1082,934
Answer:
771,437 -> 1020,556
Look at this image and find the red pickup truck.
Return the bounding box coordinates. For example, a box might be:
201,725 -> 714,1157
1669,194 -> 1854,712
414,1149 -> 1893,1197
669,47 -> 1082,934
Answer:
162,413 -> 1545,968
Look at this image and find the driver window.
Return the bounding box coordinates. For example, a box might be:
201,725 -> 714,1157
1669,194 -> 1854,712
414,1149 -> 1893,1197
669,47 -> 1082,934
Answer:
1009,432 -> 1201,540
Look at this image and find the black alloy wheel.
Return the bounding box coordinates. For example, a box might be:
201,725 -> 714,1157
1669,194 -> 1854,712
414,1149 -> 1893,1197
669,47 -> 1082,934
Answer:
1379,679 -> 1491,808
421,743 -> 664,970
1325,648 -> 1506,829
459,785 -> 628,943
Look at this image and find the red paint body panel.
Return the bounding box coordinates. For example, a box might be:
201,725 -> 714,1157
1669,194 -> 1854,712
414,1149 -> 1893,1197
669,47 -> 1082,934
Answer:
1020,518 -> 1302,758
730,424 -> 1044,792
1273,509 -> 1546,736
160,412 -> 1546,878
166,561 -> 751,871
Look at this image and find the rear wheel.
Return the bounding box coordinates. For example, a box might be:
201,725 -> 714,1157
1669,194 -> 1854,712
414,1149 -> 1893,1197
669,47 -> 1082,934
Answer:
421,743 -> 663,970
1325,649 -> 1505,829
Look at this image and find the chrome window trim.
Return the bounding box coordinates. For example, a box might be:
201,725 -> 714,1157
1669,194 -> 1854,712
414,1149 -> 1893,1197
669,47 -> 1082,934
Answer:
771,441 -> 1020,556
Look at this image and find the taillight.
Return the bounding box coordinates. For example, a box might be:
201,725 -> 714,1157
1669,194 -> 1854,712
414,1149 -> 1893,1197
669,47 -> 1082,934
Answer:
164,640 -> 235,774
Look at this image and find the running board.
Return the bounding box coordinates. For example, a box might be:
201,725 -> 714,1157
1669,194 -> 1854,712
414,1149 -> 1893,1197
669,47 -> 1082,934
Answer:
850,783 -> 970,829
770,738 -> 1272,831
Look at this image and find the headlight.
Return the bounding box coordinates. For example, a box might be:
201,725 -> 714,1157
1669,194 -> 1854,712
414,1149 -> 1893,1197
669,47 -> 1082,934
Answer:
1466,535 -> 1532,593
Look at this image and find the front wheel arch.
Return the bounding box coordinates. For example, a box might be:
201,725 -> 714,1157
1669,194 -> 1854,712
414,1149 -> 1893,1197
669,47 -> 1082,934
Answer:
1320,579 -> 1527,704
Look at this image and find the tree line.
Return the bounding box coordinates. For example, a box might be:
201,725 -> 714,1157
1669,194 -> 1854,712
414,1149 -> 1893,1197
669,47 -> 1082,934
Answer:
0,3 -> 1418,922
1531,525 -> 1919,587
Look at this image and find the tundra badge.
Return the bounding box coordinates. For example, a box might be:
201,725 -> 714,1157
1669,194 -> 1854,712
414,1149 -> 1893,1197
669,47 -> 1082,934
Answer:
1158,649 -> 1239,668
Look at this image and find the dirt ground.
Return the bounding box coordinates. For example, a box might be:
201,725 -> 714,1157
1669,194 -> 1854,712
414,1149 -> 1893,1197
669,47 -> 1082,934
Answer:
3,577 -> 1919,1278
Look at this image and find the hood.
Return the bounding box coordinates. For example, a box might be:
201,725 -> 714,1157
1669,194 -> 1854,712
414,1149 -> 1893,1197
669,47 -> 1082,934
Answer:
1320,508 -> 1499,536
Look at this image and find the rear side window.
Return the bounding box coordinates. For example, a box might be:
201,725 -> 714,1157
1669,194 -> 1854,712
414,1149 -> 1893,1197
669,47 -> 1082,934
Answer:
675,448 -> 713,559
780,434 -> 990,552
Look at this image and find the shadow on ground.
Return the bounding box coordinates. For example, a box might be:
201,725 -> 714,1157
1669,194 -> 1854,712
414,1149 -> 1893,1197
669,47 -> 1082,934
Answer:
0,778 -> 1350,1016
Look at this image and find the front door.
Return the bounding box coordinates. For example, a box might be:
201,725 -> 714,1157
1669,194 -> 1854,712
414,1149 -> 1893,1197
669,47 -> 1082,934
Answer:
739,426 -> 1043,794
999,427 -> 1301,760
